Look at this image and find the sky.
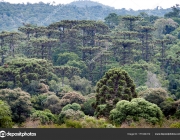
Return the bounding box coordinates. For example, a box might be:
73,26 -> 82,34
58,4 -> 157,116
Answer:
1,0 -> 180,10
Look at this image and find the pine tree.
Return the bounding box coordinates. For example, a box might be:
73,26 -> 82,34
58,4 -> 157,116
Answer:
93,68 -> 137,118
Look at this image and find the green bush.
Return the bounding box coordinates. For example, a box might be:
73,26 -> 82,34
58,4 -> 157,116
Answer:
62,103 -> 81,111
65,119 -> 83,128
82,97 -> 95,116
109,98 -> 163,125
0,88 -> 32,123
174,110 -> 180,119
30,110 -> 57,124
58,109 -> 85,124
0,100 -> 13,128
159,98 -> 176,117
56,52 -> 79,65
80,116 -> 115,128
139,88 -> 169,106
170,122 -> 180,128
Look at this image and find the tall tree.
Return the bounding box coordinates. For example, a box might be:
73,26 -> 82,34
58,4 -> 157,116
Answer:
113,39 -> 140,65
104,13 -> 120,29
156,39 -> 170,68
138,26 -> 156,62
93,68 -> 137,118
30,37 -> 58,59
122,15 -> 141,31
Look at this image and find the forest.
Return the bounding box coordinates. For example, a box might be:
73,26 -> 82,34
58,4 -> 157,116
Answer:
0,3 -> 180,128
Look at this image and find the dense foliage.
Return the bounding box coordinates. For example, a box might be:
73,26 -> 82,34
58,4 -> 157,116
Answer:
109,98 -> 163,125
94,68 -> 137,118
0,100 -> 13,128
0,2 -> 180,128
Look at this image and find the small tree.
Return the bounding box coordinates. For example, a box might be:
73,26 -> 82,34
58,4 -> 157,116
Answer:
109,98 -> 163,125
30,109 -> 56,125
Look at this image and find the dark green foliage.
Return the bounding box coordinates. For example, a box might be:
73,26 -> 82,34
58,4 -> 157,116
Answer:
70,76 -> 93,95
109,98 -> 163,125
0,88 -> 32,123
43,95 -> 61,114
174,110 -> 180,119
27,81 -> 49,95
0,58 -> 53,89
66,60 -> 88,77
164,4 -> 180,18
53,66 -> 81,86
43,92 -> 85,114
122,63 -> 148,86
31,94 -> 48,110
139,88 -> 169,106
139,88 -> 177,117
82,97 -> 95,116
56,52 -> 79,65
0,100 -> 13,128
94,68 -> 137,118
0,5 -> 180,127
105,13 -> 120,28
159,98 -> 176,117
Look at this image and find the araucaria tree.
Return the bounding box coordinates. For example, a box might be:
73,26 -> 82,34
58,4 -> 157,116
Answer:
93,68 -> 137,118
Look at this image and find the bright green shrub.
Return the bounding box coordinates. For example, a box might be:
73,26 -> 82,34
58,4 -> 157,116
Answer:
0,100 -> 13,128
62,103 -> 81,111
109,98 -> 163,125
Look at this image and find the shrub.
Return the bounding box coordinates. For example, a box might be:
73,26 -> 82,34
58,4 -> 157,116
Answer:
65,119 -> 82,128
170,122 -> 180,128
80,116 -> 115,128
62,103 -> 81,111
30,110 -> 57,124
109,98 -> 163,125
0,100 -> 13,128
159,98 -> 176,117
58,109 -> 85,124
82,97 -> 95,116
0,88 -> 32,123
43,95 -> 62,114
139,88 -> 169,106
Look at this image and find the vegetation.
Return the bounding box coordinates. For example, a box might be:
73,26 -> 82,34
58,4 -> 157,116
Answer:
0,100 -> 13,128
109,98 -> 163,125
0,1 -> 180,128
94,68 -> 137,118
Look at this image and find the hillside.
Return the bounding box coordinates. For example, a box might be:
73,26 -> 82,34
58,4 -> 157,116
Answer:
68,0 -> 109,8
0,1 -> 172,31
